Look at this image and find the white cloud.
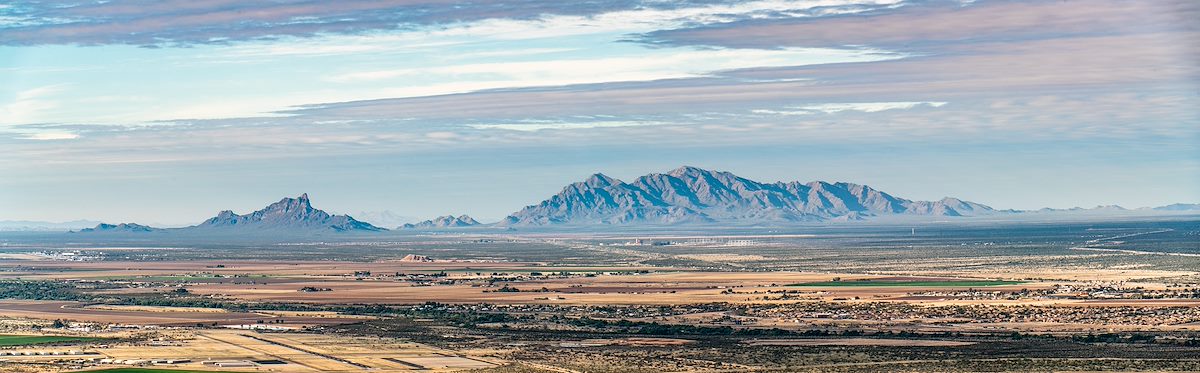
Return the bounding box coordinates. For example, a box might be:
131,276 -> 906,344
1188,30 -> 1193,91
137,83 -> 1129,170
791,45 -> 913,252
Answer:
326,47 -> 902,99
20,131 -> 79,140
754,101 -> 948,115
13,85 -> 66,100
0,84 -> 70,126
428,0 -> 905,41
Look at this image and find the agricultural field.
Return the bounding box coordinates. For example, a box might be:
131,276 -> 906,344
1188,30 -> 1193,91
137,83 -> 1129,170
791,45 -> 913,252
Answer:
0,335 -> 100,346
0,218 -> 1197,372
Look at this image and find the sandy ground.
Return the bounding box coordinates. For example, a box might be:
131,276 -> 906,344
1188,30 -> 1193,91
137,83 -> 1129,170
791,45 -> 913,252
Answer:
0,300 -> 364,327
0,329 -> 499,372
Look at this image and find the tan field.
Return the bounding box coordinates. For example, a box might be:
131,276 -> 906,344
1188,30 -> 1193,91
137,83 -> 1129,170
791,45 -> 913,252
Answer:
0,329 -> 499,372
0,300 -> 365,327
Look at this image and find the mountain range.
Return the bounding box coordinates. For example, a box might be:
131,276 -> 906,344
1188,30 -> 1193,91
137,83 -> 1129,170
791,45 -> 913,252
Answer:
76,193 -> 386,234
0,219 -> 102,231
500,166 -> 999,225
400,215 -> 480,229
78,223 -> 160,233
55,166 -> 1198,233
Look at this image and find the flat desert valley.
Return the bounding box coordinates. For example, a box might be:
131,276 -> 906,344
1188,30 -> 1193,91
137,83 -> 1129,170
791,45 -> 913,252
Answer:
0,218 -> 1198,372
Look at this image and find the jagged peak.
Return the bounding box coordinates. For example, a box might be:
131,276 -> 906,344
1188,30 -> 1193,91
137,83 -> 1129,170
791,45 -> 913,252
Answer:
288,193 -> 312,207
583,173 -> 621,187
806,180 -> 835,189
668,165 -> 709,176
666,166 -> 741,181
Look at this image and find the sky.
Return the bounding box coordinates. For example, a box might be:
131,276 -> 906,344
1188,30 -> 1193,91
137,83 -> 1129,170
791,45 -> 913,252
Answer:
0,0 -> 1197,226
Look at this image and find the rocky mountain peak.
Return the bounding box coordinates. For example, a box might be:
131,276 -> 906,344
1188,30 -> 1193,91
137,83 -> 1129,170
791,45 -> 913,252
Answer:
194,194 -> 383,232
583,173 -> 621,188
667,165 -> 710,177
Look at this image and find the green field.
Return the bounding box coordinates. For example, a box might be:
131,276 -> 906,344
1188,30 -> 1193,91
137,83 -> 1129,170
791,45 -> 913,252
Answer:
787,280 -> 1024,287
0,335 -> 101,346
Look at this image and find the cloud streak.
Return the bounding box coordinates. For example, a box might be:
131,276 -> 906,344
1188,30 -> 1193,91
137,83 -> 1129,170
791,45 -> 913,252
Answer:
753,101 -> 946,115
0,84 -> 69,126
0,0 -> 902,46
637,0 -> 1199,50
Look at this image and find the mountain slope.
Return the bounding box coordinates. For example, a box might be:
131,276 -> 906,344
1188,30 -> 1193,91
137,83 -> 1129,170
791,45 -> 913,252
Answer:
1151,203 -> 1200,211
191,193 -> 385,232
501,173 -> 712,225
502,166 -> 996,225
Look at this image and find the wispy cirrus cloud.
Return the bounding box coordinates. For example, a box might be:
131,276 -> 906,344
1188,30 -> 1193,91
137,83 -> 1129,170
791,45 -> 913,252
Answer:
322,46 -> 902,98
288,31 -> 1197,123
0,0 -> 903,46
1,0 -> 908,125
0,84 -> 69,126
753,101 -> 946,115
636,0 -> 1198,50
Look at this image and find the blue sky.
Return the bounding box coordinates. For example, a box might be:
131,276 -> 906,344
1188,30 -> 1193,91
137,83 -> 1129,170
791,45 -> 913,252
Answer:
1,0 -> 1197,226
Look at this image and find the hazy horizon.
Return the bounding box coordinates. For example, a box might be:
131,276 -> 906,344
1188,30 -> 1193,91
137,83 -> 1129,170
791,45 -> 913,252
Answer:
4,164 -> 1197,227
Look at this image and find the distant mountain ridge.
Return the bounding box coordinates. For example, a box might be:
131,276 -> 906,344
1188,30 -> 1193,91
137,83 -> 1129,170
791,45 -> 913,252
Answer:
193,193 -> 385,232
400,215 -> 480,229
78,223 -> 159,233
501,166 -> 1000,225
1150,203 -> 1200,211
75,193 -> 385,234
0,219 -> 102,231
43,171 -> 1200,233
